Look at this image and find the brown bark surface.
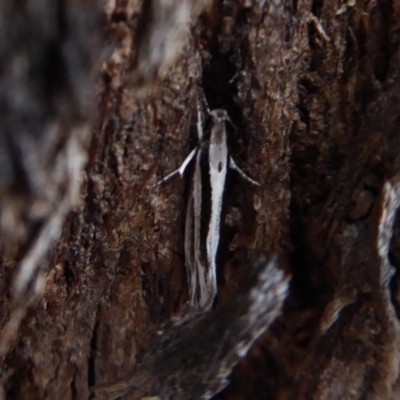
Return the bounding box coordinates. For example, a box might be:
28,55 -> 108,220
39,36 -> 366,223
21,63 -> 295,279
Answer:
1,0 -> 400,399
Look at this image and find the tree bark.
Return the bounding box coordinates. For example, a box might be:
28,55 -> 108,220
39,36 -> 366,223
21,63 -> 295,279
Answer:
1,0 -> 400,399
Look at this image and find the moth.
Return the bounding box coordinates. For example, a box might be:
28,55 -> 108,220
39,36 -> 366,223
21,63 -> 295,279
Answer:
156,106 -> 259,311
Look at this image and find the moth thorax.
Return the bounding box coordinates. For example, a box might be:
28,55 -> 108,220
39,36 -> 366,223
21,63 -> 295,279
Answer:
210,123 -> 227,145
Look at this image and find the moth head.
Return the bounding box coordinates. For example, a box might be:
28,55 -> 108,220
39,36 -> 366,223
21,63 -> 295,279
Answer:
210,109 -> 228,122
210,109 -> 237,130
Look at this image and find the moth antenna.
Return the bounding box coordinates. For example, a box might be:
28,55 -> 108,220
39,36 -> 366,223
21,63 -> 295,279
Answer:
196,101 -> 205,141
226,115 -> 237,131
198,88 -> 210,114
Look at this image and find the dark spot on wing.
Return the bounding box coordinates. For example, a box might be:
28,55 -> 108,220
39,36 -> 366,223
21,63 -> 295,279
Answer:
218,162 -> 223,172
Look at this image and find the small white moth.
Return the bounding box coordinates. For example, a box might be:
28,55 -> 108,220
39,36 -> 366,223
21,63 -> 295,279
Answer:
156,106 -> 259,311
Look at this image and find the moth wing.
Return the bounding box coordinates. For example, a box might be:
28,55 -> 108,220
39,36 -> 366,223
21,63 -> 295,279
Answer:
184,171 -> 197,305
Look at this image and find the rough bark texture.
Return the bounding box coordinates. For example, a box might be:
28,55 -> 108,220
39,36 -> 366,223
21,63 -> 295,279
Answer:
1,0 -> 400,399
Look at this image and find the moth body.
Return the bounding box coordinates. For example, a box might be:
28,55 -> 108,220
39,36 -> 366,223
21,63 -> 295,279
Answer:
206,111 -> 229,305
156,107 -> 259,311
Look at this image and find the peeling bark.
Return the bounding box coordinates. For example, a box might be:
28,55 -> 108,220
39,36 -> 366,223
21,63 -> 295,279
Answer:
91,257 -> 289,400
